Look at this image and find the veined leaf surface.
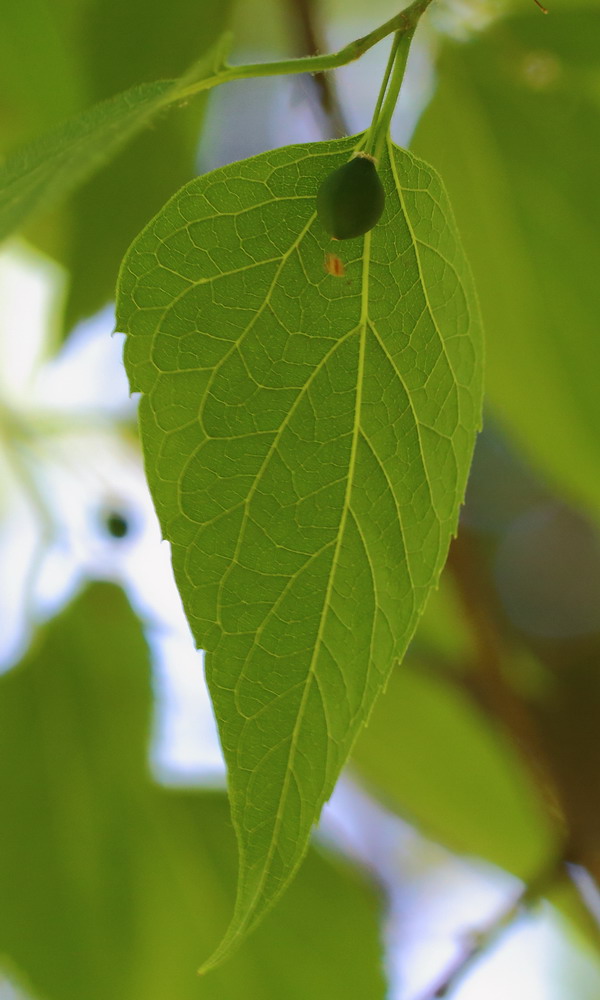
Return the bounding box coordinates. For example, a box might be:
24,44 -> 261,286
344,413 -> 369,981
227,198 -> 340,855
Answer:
116,135 -> 484,966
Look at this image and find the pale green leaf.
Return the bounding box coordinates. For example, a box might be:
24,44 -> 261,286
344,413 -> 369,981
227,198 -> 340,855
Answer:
0,0 -> 235,329
412,10 -> 600,522
0,80 -> 174,244
116,134 -> 484,967
351,655 -> 600,957
0,0 -> 85,152
0,584 -> 385,1000
60,0 -> 235,329
352,658 -> 555,876
0,30 -> 230,247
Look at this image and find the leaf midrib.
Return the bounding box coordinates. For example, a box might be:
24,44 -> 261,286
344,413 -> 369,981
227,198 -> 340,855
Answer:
231,229 -> 373,942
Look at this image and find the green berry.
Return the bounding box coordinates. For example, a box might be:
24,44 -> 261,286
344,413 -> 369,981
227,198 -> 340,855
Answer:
316,154 -> 385,240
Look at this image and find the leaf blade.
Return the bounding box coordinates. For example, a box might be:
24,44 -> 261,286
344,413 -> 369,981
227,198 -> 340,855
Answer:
116,135 -> 484,966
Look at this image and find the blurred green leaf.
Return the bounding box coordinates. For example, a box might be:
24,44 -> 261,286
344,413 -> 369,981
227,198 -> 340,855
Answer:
412,10 -> 600,522
352,659 -> 555,876
0,80 -> 177,245
352,637 -> 600,952
0,584 -> 385,999
116,134 -> 483,966
0,0 -> 85,151
411,568 -> 475,665
61,0 -> 234,330
0,0 -> 234,331
148,792 -> 386,1000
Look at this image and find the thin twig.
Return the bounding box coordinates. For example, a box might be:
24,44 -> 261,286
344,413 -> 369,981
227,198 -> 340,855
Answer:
414,857 -> 567,999
287,0 -> 349,136
176,0 -> 434,101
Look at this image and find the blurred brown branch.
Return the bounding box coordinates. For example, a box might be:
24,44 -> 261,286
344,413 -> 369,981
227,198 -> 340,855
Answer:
286,0 -> 349,136
446,523 -> 600,942
446,530 -> 565,833
414,856 -> 567,999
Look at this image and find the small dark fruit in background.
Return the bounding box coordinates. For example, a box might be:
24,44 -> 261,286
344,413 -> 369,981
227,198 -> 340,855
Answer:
105,511 -> 129,539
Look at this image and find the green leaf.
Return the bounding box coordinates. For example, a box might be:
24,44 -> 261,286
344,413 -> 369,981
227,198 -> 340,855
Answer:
116,134 -> 484,966
412,10 -> 600,522
352,649 -> 600,957
352,658 -> 555,876
59,0 -> 235,329
0,584 -> 385,1000
153,793 -> 386,1000
0,0 -> 235,330
411,565 -> 475,663
0,24 -> 232,249
0,584 -> 153,1000
0,79 -> 175,245
0,0 -> 85,152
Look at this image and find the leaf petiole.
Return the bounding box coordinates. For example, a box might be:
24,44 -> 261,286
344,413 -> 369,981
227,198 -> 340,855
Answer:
372,27 -> 415,160
357,0 -> 432,159
359,34 -> 399,156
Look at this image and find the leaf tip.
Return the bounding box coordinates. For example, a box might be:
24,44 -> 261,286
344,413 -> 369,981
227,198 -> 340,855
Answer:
197,920 -> 242,976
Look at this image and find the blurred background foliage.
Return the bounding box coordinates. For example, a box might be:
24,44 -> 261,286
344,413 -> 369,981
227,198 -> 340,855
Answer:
1,0 -> 600,996
0,0 -> 233,328
0,585 -> 384,1000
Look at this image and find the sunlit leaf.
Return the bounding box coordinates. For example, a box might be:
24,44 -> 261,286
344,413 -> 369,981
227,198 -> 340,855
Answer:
116,134 -> 484,965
